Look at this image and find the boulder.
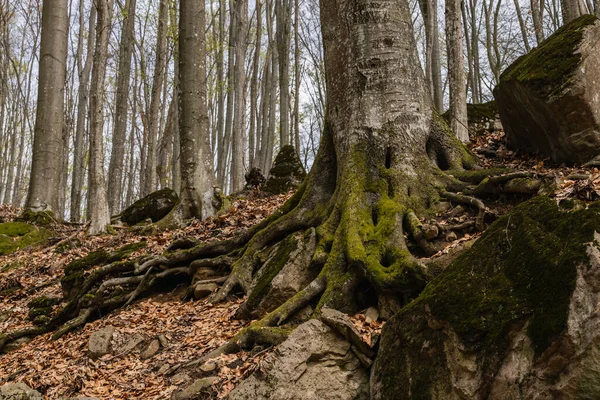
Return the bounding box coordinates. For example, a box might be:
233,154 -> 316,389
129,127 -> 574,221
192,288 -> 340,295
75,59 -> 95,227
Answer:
372,197 -> 600,399
0,383 -> 43,400
120,188 -> 178,225
494,15 -> 600,165
140,338 -> 161,359
443,101 -> 501,133
88,326 -> 115,359
264,145 -> 306,194
228,319 -> 370,400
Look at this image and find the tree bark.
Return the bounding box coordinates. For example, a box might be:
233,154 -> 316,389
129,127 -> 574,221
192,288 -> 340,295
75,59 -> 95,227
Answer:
172,0 -> 216,222
87,0 -> 113,235
143,0 -> 169,197
446,0 -> 469,142
276,0 -> 292,147
249,0 -> 262,168
26,0 -> 69,214
108,0 -> 136,215
231,0 -> 249,192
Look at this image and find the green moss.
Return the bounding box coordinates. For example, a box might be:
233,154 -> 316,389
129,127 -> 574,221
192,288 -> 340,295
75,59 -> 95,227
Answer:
28,296 -> 61,309
28,307 -> 53,320
264,145 -> 307,194
499,15 -> 598,98
0,222 -> 52,255
18,210 -> 56,225
448,168 -> 510,184
414,197 -> 600,356
63,241 -> 146,276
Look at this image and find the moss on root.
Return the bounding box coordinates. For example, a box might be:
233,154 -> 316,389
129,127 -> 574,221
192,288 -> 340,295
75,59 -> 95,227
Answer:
499,14 -> 598,98
413,196 -> 600,356
0,222 -> 53,256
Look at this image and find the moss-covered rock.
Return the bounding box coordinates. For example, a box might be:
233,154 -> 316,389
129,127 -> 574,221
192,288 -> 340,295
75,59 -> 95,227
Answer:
17,210 -> 56,226
0,222 -> 52,256
494,15 -> 600,164
120,188 -> 178,225
264,145 -> 307,194
442,101 -> 500,133
372,197 -> 600,399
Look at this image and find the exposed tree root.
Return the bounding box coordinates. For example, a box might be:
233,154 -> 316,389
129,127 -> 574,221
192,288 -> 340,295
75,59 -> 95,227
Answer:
441,191 -> 488,231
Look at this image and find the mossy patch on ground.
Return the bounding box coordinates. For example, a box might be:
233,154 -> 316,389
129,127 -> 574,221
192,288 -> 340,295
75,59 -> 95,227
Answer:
0,222 -> 53,256
499,14 -> 598,98
415,196 -> 600,356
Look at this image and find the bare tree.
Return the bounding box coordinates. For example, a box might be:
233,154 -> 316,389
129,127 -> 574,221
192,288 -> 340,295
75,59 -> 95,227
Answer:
26,0 -> 69,214
108,0 -> 136,215
87,0 -> 113,235
446,0 -> 469,142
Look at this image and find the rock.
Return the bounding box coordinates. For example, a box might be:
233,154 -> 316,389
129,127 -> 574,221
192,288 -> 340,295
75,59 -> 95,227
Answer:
57,397 -> 99,400
371,197 -> 600,399
172,377 -> 219,400
119,334 -> 144,354
120,188 -> 178,225
88,326 -> 115,359
190,267 -> 219,283
494,15 -> 600,165
249,229 -> 319,316
264,145 -> 307,194
320,307 -> 373,357
422,224 -> 439,240
200,362 -> 217,373
0,383 -> 43,400
443,101 -> 500,132
141,339 -> 161,359
193,283 -> 219,299
158,334 -> 169,348
445,231 -> 458,242
227,319 -> 369,400
245,167 -> 266,189
365,307 -> 379,324
0,222 -> 52,256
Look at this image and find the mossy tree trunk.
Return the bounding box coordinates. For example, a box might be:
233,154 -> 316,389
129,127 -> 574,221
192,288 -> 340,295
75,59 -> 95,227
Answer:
210,0 -> 475,316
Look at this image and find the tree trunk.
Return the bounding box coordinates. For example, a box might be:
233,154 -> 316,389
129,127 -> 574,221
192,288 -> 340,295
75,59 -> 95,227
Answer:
249,0 -> 262,168
276,0 -> 292,147
419,0 -> 444,111
531,0 -> 545,44
143,0 -> 169,197
446,0 -> 469,142
87,0 -> 113,235
209,0 -> 476,320
170,0 -> 216,222
231,0 -> 249,192
108,0 -> 136,215
513,0 -> 531,52
561,0 -> 581,22
293,0 -> 301,153
26,0 -> 68,214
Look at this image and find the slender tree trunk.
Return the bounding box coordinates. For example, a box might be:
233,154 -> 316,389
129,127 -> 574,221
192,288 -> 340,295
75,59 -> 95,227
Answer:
561,0 -> 581,23
531,0 -> 545,44
219,0 -> 236,190
142,0 -> 169,196
293,0 -> 301,153
249,0 -> 262,168
87,0 -> 113,235
71,5 -> 96,222
215,0 -> 227,188
231,0 -> 249,192
26,0 -> 69,213
446,0 -> 468,142
513,0 -> 531,52
108,0 -> 136,215
276,0 -> 292,147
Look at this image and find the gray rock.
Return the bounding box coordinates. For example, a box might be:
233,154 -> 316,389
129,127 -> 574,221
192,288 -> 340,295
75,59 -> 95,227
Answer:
193,282 -> 218,299
118,333 -> 144,354
200,362 -> 217,372
365,307 -> 379,324
371,198 -> 600,399
320,307 -> 373,357
120,188 -> 178,225
494,15 -> 600,165
0,383 -> 43,400
141,339 -> 160,359
228,319 -> 369,400
158,334 -> 169,348
170,373 -> 191,385
88,325 -> 115,359
172,377 -> 219,400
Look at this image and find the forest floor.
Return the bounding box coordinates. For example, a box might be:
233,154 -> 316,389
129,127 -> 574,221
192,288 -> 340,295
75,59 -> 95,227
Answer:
2,129 -> 600,399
